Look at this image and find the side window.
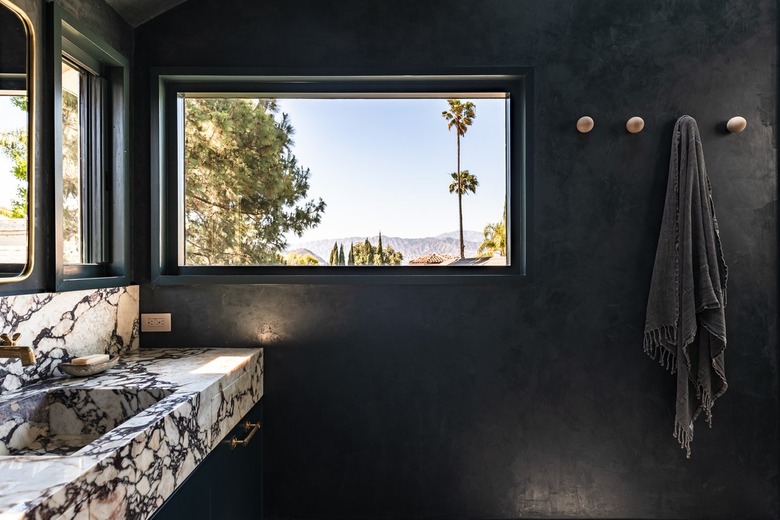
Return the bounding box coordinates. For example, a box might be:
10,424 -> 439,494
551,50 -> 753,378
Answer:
61,58 -> 106,265
54,8 -> 130,290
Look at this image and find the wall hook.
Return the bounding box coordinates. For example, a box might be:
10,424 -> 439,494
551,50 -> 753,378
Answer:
626,116 -> 644,134
576,116 -> 594,133
726,116 -> 747,133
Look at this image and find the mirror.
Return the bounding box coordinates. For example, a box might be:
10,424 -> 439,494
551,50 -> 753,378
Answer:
0,0 -> 33,282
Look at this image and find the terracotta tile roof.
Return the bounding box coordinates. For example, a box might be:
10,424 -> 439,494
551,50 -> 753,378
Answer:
409,253 -> 458,265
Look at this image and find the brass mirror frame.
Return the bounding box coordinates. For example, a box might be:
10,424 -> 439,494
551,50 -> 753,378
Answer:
0,0 -> 34,284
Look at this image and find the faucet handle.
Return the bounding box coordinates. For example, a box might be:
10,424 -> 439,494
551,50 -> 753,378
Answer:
0,333 -> 21,346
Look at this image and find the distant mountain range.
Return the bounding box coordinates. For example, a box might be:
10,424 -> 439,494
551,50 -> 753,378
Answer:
287,231 -> 483,265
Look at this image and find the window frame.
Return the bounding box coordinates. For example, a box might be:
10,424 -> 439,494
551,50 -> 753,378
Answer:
53,6 -> 131,291
152,68 -> 532,285
0,0 -> 35,287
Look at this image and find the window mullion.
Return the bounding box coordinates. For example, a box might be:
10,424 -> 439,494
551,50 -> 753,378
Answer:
78,68 -> 90,263
89,73 -> 106,264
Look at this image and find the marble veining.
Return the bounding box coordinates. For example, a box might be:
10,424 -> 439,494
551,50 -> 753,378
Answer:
0,286 -> 139,394
0,387 -> 174,456
0,347 -> 263,520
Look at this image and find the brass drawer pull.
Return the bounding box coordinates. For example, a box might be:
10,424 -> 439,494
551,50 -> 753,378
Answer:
228,421 -> 262,450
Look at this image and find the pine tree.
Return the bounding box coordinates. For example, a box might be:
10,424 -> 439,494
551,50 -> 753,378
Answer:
184,97 -> 325,265
338,243 -> 345,265
348,243 -> 355,265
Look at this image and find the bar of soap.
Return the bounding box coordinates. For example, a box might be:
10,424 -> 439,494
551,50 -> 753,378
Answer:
71,354 -> 110,365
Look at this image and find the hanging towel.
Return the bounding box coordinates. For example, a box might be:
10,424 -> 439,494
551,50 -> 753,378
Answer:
644,115 -> 728,458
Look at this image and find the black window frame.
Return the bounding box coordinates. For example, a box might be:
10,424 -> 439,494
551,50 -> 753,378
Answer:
53,6 -> 131,291
152,68 -> 532,285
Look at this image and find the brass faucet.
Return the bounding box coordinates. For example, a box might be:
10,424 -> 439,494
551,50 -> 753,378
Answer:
0,332 -> 36,366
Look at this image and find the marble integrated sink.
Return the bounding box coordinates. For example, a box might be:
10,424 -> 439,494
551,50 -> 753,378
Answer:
0,348 -> 263,520
0,386 -> 175,456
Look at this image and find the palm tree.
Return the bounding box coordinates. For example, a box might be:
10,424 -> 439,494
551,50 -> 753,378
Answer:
477,205 -> 507,257
442,99 -> 476,258
448,170 -> 479,199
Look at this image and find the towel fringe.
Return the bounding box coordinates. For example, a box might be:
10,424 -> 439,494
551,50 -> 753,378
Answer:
643,326 -> 677,373
673,422 -> 692,459
697,386 -> 715,426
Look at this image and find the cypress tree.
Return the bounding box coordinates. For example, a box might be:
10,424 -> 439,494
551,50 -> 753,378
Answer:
329,242 -> 339,265
377,232 -> 384,265
338,243 -> 345,265
348,243 -> 355,265
364,238 -> 373,265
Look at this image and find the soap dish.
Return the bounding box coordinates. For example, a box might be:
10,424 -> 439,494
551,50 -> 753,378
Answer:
60,356 -> 120,377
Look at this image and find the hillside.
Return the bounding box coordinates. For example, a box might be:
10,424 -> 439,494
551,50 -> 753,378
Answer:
284,248 -> 327,265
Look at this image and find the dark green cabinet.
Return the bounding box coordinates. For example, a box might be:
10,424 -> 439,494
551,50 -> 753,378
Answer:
150,398 -> 263,520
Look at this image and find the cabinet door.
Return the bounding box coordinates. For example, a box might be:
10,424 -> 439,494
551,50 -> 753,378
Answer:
212,399 -> 263,519
149,448 -> 213,520
149,398 -> 263,520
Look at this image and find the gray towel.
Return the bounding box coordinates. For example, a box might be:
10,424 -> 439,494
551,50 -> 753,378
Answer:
644,115 -> 728,458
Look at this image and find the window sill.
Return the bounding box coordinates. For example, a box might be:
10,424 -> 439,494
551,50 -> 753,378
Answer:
56,274 -> 132,292
151,271 -> 527,286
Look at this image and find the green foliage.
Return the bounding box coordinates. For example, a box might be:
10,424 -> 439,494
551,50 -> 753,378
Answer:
362,238 -> 373,265
383,245 -> 403,266
448,170 -> 479,196
338,243 -> 345,265
376,232 -> 384,265
184,98 -> 325,265
352,236 -> 402,266
11,96 -> 27,112
348,243 -> 355,265
441,99 -> 476,137
478,204 -> 507,257
0,96 -> 28,219
286,252 -> 320,265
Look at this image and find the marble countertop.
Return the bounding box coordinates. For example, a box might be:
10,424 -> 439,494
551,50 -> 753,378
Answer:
0,347 -> 264,519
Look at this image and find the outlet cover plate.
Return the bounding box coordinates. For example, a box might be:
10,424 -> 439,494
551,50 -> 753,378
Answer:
141,313 -> 171,332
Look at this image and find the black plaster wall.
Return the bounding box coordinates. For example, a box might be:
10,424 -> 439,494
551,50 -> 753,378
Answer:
135,1 -> 779,518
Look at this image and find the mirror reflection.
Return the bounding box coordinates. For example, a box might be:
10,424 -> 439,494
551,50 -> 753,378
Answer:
0,0 -> 32,280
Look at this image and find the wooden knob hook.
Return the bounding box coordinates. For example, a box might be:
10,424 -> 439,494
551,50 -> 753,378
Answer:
726,116 -> 747,133
626,116 -> 644,134
576,116 -> 594,133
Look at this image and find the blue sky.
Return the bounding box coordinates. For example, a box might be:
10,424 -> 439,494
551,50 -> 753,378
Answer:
276,97 -> 507,242
0,96 -> 27,210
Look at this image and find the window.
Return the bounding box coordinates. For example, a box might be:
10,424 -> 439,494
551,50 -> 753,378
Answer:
61,58 -> 106,265
154,71 -> 530,283
54,7 -> 130,290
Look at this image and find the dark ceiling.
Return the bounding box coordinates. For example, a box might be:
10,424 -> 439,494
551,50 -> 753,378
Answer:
104,0 -> 188,27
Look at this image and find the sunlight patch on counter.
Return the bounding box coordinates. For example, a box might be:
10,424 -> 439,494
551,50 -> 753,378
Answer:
190,356 -> 251,375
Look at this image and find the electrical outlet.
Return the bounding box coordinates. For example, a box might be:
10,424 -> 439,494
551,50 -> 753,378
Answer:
141,313 -> 171,332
